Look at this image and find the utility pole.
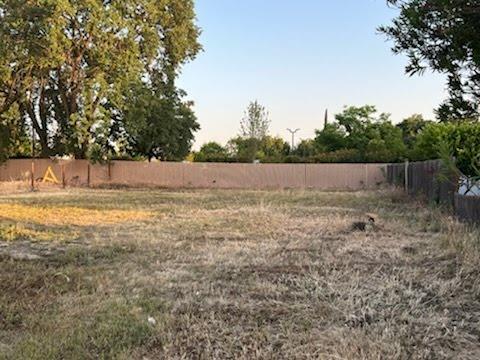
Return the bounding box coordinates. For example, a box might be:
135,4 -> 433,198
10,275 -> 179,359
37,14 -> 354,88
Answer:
287,128 -> 300,149
324,109 -> 328,128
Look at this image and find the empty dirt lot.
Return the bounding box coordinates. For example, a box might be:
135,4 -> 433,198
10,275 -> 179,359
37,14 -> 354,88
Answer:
0,189 -> 479,359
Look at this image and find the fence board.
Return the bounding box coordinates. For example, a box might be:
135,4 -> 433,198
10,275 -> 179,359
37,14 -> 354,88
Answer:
455,195 -> 480,224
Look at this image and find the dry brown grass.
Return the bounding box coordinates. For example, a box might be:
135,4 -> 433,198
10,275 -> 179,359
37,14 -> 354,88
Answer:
0,188 -> 479,359
0,203 -> 152,226
0,181 -> 30,194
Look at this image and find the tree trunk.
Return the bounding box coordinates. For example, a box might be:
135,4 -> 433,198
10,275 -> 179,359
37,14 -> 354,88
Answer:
22,103 -> 51,157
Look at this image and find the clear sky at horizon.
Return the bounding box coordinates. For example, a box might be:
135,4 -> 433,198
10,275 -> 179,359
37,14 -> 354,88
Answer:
178,0 -> 448,149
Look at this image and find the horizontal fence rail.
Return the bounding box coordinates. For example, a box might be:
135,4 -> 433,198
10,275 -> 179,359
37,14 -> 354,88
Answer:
0,159 -> 387,191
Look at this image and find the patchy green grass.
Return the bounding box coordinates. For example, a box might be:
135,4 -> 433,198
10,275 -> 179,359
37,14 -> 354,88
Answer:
0,188 -> 479,359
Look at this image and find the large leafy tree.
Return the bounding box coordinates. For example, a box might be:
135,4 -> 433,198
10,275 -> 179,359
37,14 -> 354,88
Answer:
122,78 -> 199,161
396,114 -> 433,148
314,106 -> 407,162
380,1 -> 480,121
413,121 -> 480,176
0,0 -> 201,159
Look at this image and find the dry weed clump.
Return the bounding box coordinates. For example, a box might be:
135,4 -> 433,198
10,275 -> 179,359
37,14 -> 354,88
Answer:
0,181 -> 30,194
0,188 -> 479,359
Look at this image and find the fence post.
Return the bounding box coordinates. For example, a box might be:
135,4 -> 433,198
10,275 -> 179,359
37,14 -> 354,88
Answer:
364,164 -> 368,189
181,162 -> 187,188
87,163 -> 91,188
404,160 -> 409,193
61,164 -> 66,188
304,164 -> 307,189
30,160 -> 35,191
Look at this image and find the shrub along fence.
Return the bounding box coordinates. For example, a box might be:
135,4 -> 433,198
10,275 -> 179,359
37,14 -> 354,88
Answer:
0,159 -> 387,191
387,159 -> 480,225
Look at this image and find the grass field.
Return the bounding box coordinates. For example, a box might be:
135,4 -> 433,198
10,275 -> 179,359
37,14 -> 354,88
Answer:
0,188 -> 479,359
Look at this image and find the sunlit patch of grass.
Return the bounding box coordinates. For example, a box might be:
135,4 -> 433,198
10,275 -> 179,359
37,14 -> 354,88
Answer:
0,224 -> 76,243
0,204 -> 152,226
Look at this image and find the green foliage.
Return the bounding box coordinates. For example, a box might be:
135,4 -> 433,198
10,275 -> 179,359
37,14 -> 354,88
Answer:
227,100 -> 273,163
191,105 -> 480,170
397,114 -> 433,149
312,149 -> 363,163
192,107 -> 479,170
0,123 -> 8,163
240,101 -> 270,140
380,1 -> 480,120
314,124 -> 347,152
314,106 -> 406,162
284,149 -> 363,164
292,139 -> 317,158
227,137 -> 261,163
194,142 -> 232,162
259,136 -> 290,163
225,136 -> 290,163
413,121 -> 480,176
0,0 -> 201,159
122,81 -> 199,161
365,120 -> 407,162
0,104 -> 30,161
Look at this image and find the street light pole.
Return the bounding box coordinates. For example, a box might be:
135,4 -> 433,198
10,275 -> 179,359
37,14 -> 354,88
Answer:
286,128 -> 300,149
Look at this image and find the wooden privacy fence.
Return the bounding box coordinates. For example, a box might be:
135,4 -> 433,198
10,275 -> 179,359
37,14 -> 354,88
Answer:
386,160 -> 457,206
0,159 -> 387,190
455,195 -> 480,223
387,160 -> 480,225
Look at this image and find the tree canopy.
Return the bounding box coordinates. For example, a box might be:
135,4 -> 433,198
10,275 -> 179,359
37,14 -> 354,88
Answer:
314,106 -> 407,162
413,121 -> 480,176
397,114 -> 433,149
229,101 -> 272,162
380,0 -> 480,121
240,101 -> 270,140
194,142 -> 231,162
0,0 -> 201,160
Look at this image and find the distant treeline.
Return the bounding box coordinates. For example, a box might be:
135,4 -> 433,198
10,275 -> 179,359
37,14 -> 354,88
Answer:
193,106 -> 480,177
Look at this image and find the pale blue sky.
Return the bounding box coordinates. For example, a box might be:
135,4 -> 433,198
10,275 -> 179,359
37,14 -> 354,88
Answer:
178,0 -> 447,148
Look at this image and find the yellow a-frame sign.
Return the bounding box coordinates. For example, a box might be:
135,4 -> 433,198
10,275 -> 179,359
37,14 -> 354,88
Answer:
42,166 -> 60,184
